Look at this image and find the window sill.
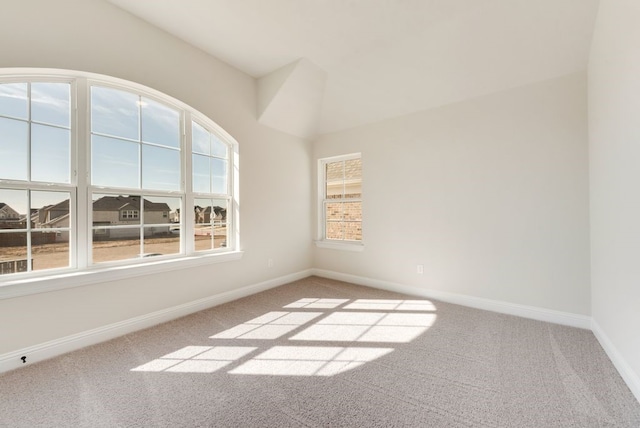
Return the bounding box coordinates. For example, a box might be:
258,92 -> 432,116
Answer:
314,240 -> 364,252
0,251 -> 244,300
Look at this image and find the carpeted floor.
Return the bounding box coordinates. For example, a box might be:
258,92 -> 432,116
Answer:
1,276 -> 639,427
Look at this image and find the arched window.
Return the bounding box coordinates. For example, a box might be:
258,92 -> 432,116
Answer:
0,70 -> 238,280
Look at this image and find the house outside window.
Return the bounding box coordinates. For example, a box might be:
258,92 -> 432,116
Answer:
317,153 -> 363,251
0,70 -> 239,281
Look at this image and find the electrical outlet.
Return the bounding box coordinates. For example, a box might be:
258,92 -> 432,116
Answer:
416,264 -> 424,275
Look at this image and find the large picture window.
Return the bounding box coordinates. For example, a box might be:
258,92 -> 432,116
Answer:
0,71 -> 238,281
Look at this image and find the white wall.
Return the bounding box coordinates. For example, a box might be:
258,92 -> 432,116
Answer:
0,0 -> 312,354
314,72 -> 591,315
589,0 -> 640,398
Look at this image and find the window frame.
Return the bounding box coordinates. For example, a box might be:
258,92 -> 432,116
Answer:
316,153 -> 364,252
0,68 -> 241,298
0,77 -> 78,275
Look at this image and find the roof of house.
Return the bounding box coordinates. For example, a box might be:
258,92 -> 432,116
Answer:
48,200 -> 70,211
196,206 -> 226,214
93,196 -> 170,212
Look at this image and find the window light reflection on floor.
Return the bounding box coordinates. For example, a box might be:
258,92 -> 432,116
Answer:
283,298 -> 349,309
229,346 -> 394,377
343,299 -> 437,311
210,311 -> 323,340
131,297 -> 437,376
290,312 -> 436,343
131,346 -> 257,373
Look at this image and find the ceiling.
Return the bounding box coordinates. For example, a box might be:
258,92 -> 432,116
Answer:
107,0 -> 600,136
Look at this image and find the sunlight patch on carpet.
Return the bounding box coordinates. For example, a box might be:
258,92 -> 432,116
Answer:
132,297 -> 437,376
284,298 -> 349,309
290,312 -> 436,343
131,346 -> 257,373
210,311 -> 323,340
228,346 -> 394,376
344,299 -> 437,311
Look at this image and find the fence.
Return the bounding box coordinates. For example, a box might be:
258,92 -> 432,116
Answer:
0,259 -> 31,274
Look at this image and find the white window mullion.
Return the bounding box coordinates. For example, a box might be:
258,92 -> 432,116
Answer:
26,190 -> 32,272
230,143 -> 239,251
76,78 -> 90,269
183,112 -> 194,255
26,82 -> 32,183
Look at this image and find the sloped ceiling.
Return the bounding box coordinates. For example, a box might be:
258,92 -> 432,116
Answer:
107,0 -> 600,137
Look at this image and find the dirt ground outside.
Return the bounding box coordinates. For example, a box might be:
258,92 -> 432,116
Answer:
0,233 -> 226,273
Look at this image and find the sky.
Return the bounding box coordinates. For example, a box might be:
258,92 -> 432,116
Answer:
0,83 -> 228,214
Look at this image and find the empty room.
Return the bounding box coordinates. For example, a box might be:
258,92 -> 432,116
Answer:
1,0 -> 639,426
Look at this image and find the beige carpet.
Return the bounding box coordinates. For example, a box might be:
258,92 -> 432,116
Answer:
1,276 -> 639,427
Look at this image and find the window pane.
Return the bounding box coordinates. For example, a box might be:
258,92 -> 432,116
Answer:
32,231 -> 69,271
344,158 -> 362,180
31,82 -> 70,128
0,189 -> 27,227
212,199 -> 228,249
142,145 -> 180,191
31,191 -> 70,228
0,232 -> 28,275
0,117 -> 28,181
143,229 -> 180,256
194,198 -> 213,225
92,230 -> 140,263
92,135 -> 139,188
345,158 -> 362,198
91,86 -> 139,140
194,198 -> 227,251
211,158 -> 227,194
326,182 -> 344,199
192,122 -> 210,155
31,124 -> 70,183
194,225 -> 213,252
344,222 -> 362,241
211,199 -> 228,224
141,97 -> 180,149
0,83 -> 27,120
326,161 -> 344,181
326,202 -> 343,221
91,194 -> 141,263
92,194 -> 140,225
326,160 -> 344,199
143,196 -> 178,226
326,221 -> 344,240
192,154 -> 211,193
343,201 -> 362,221
211,135 -> 228,158
345,182 -> 362,199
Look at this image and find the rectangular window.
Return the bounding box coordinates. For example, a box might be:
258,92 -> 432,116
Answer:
0,81 -> 74,275
192,121 -> 231,253
89,85 -> 183,264
318,154 -> 362,245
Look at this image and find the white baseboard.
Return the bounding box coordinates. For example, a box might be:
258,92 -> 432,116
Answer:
0,269 -> 312,374
591,319 -> 640,404
311,269 -> 591,329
